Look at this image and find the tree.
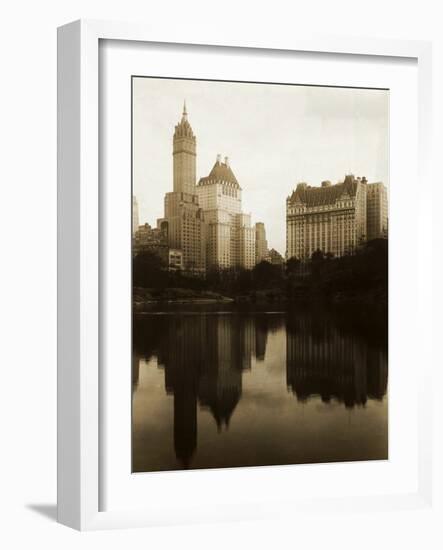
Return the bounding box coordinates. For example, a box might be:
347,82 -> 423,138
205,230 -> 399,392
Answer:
236,268 -> 253,292
286,256 -> 301,275
133,250 -> 166,288
311,249 -> 325,263
252,260 -> 283,289
206,267 -> 222,290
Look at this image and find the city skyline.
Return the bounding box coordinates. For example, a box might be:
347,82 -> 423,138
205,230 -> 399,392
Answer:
132,78 -> 389,473
133,77 -> 389,255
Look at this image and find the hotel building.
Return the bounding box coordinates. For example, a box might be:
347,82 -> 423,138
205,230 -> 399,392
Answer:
286,175 -> 373,261
196,155 -> 256,270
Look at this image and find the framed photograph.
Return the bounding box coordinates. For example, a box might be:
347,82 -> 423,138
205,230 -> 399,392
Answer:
58,20 -> 435,530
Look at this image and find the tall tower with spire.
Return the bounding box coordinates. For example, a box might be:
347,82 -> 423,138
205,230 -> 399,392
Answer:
173,101 -> 197,195
158,103 -> 206,273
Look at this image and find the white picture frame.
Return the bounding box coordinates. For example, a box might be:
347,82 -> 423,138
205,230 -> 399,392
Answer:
57,19 -> 435,531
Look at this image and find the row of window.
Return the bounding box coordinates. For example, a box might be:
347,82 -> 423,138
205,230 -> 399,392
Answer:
289,201 -> 356,214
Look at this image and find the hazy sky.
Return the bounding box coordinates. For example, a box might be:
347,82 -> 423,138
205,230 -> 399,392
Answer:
133,77 -> 389,255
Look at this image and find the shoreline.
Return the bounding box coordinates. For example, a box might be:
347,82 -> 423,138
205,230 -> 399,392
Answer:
133,290 -> 387,313
134,297 -> 234,307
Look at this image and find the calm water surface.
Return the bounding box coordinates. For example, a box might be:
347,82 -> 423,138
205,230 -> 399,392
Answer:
132,307 -> 388,472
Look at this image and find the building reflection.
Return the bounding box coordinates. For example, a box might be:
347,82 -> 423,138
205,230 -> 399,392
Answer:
133,309 -> 387,468
132,353 -> 140,389
286,313 -> 388,408
255,315 -> 269,361
133,313 -> 274,467
157,316 -> 206,467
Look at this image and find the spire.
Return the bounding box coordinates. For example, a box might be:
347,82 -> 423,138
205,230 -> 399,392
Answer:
174,100 -> 195,139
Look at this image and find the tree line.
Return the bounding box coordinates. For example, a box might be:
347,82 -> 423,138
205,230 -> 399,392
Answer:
133,239 -> 388,303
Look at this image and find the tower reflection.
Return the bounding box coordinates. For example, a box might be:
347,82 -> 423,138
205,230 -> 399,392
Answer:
133,313 -> 275,467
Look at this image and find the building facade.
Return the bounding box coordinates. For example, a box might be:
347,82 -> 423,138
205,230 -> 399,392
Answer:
286,175 -> 369,261
366,182 -> 388,240
168,248 -> 184,271
255,222 -> 268,263
133,222 -> 184,271
133,222 -> 169,261
159,103 -> 206,273
238,214 -> 256,270
134,222 -> 167,248
196,155 -> 256,270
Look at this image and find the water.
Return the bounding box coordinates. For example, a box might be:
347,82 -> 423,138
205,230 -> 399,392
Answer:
132,307 -> 388,472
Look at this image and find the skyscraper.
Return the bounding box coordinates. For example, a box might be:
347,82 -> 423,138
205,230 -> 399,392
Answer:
255,222 -> 268,264
237,213 -> 256,270
159,103 -> 206,273
196,155 -> 256,270
366,182 -> 388,240
153,103 -> 264,273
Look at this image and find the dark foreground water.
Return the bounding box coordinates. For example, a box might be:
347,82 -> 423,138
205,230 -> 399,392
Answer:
132,307 -> 388,472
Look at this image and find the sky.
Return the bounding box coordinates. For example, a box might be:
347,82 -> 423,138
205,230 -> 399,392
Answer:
133,77 -> 389,255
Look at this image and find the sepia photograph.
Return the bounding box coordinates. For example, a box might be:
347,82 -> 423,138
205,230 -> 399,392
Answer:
131,76 -> 389,473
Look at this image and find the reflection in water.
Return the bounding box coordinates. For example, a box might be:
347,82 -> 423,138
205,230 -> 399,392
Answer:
286,313 -> 388,408
132,309 -> 387,472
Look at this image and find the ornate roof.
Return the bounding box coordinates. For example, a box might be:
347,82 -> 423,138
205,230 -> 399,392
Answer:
173,101 -> 195,139
288,175 -> 362,207
197,156 -> 241,189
